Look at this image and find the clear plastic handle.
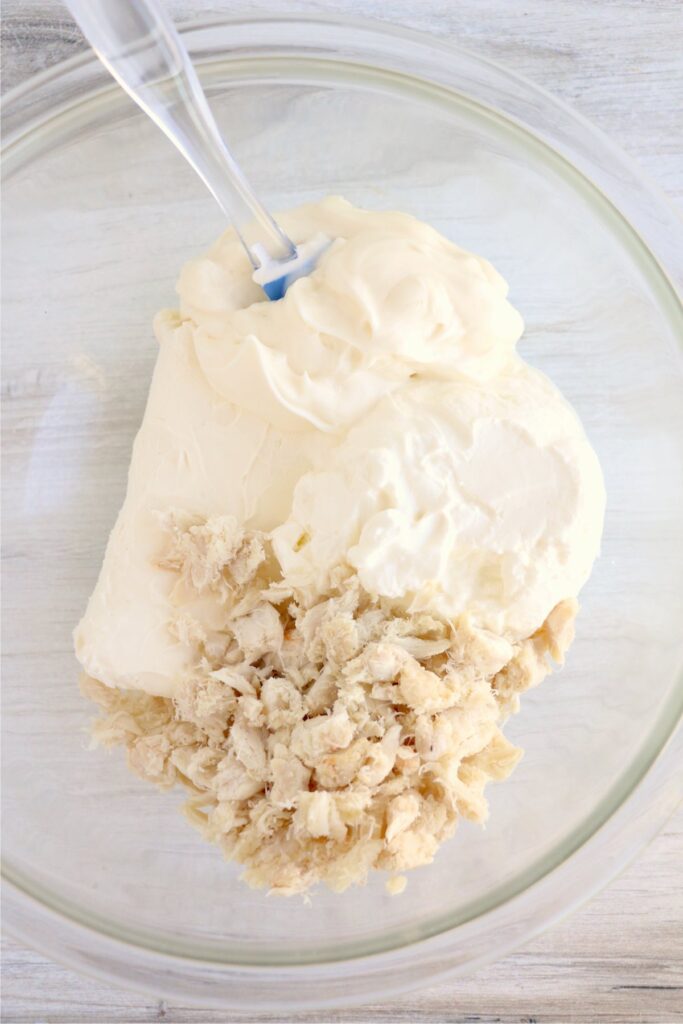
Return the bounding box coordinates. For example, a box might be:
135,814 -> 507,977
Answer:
65,0 -> 296,267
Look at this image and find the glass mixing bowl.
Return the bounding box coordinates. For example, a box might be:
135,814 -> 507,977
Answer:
2,14 -> 682,1011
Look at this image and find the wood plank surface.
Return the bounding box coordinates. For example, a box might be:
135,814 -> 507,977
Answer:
1,1 -> 681,1022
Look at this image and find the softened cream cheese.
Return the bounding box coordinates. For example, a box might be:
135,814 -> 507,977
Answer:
75,197 -> 605,697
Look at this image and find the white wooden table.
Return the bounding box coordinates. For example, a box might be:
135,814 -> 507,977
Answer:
2,2 -> 681,1021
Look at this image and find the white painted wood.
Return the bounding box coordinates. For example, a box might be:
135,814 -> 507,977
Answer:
1,2 -> 681,1022
2,809 -> 682,1022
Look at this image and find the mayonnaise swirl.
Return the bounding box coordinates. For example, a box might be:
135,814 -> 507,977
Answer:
181,199 -> 524,431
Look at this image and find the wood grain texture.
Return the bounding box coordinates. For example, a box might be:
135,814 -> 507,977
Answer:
2,0 -> 682,207
1,1 -> 682,1022
3,810 -> 683,1023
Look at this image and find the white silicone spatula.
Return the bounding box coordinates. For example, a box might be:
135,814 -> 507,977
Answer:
65,0 -> 328,299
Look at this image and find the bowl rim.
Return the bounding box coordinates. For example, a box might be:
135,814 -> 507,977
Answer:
2,9 -> 682,1010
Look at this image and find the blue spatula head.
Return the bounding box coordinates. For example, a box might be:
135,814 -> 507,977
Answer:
253,233 -> 332,301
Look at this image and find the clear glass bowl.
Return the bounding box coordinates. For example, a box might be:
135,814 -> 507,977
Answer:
2,14 -> 682,1011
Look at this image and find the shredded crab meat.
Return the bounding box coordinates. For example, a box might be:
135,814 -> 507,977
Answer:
82,513 -> 578,896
